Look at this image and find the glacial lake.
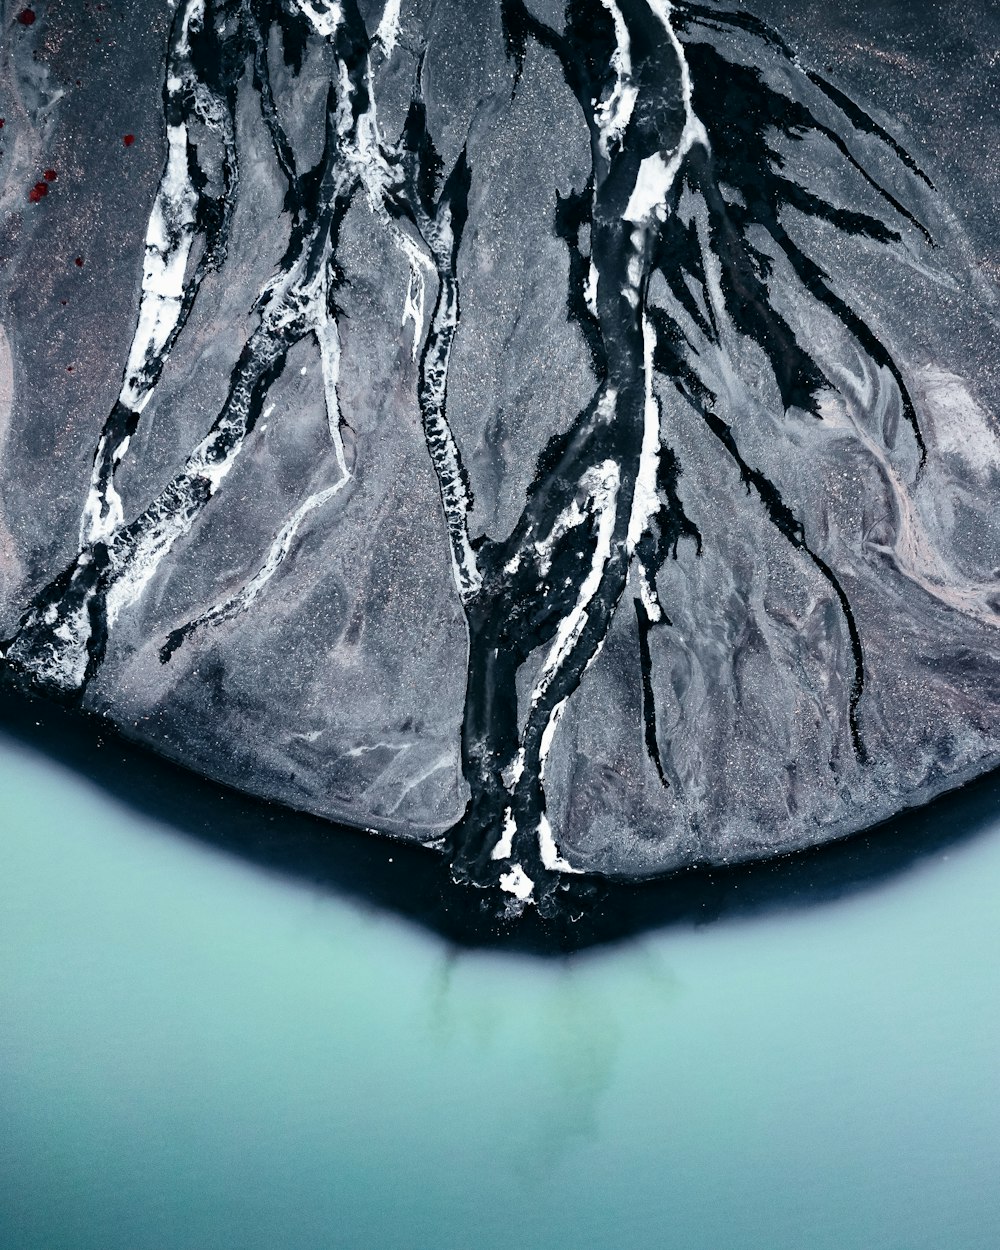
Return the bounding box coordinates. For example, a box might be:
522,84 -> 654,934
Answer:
2,727 -> 999,1250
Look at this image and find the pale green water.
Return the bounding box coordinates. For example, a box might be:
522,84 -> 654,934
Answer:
2,733 -> 999,1250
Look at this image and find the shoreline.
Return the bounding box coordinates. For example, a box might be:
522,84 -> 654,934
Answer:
1,685 -> 997,955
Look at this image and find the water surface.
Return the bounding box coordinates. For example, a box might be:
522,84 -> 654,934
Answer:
2,733 -> 998,1249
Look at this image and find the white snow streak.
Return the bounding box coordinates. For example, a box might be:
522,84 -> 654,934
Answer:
624,2 -> 708,226
82,0 -> 208,547
595,0 -> 638,157
185,478 -> 350,639
627,310 -> 664,620
491,462 -> 621,875
387,224 -> 434,357
316,312 -> 350,477
421,268 -> 482,602
519,460 -> 621,874
536,459 -> 621,686
374,0 -> 402,56
491,806 -> 518,861
118,121 -> 198,416
537,814 -> 580,874
585,260 -> 599,318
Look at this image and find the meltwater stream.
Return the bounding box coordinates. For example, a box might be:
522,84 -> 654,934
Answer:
2,731 -> 999,1250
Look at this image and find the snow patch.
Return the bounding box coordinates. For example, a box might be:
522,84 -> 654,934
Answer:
499,863 -> 535,901
538,814 -> 581,874
374,0 -> 402,56
594,0 -> 638,157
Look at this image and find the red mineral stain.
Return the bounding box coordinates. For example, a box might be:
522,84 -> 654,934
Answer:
28,181 -> 48,202
16,9 -> 36,26
43,168 -> 57,181
123,133 -> 135,147
74,256 -> 84,266
0,119 -> 5,129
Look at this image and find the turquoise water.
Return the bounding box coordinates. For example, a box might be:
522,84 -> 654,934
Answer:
2,733 -> 999,1250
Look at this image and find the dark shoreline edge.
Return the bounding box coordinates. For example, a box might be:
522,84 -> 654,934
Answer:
1,686 -> 997,956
